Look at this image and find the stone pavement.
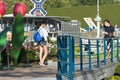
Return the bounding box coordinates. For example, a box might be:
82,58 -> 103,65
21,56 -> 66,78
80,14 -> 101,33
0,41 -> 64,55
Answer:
0,61 -> 57,80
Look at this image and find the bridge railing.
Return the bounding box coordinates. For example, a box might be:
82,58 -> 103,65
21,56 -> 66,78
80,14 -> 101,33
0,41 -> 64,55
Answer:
79,37 -> 119,71
57,35 -> 74,80
57,35 -> 119,80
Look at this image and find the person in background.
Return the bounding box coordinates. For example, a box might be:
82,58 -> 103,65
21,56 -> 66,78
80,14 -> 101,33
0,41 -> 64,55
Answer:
6,31 -> 12,42
115,24 -> 119,37
38,22 -> 48,66
103,19 -> 115,63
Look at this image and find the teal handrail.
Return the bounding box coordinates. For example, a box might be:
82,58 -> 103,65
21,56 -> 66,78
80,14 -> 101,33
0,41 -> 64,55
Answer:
57,35 -> 120,80
111,39 -> 113,63
104,39 -> 107,65
116,37 -> 119,61
80,38 -> 83,70
96,39 -> 100,68
88,39 -> 92,70
57,35 -> 74,80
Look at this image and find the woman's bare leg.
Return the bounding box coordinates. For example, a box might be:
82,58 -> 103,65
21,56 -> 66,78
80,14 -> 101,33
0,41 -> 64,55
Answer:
41,45 -> 48,65
39,46 -> 43,64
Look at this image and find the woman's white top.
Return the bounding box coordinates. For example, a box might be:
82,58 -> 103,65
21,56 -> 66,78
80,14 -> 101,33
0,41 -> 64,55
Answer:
38,27 -> 48,41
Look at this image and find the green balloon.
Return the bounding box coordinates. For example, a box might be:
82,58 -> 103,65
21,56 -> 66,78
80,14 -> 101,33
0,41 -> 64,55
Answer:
11,13 -> 24,65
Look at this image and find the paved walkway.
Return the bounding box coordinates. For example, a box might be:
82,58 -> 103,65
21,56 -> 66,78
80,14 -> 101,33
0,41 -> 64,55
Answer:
0,61 -> 57,80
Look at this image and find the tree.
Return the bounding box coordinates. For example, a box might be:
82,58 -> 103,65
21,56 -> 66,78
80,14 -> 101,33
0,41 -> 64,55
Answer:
100,0 -> 114,5
3,0 -> 119,14
80,0 -> 115,5
88,0 -> 97,5
4,0 -> 33,14
69,0 -> 81,6
44,0 -> 71,8
81,0 -> 88,5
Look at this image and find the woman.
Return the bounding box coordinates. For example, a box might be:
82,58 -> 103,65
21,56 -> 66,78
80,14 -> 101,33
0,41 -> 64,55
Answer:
38,23 -> 48,66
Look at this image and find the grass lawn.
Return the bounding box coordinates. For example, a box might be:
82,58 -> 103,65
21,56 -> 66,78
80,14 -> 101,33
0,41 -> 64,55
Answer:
92,52 -> 118,59
47,4 -> 120,27
108,76 -> 120,80
108,64 -> 120,80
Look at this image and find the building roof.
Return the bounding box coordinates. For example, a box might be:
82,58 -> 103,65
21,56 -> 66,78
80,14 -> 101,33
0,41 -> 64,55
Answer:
3,14 -> 70,19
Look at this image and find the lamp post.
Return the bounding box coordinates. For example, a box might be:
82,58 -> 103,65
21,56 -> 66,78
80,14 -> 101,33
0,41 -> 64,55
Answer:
94,0 -> 101,38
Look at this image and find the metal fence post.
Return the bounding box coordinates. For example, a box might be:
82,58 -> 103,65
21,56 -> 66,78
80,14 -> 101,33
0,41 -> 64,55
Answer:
88,39 -> 92,70
69,36 -> 74,80
116,37 -> 119,61
57,36 -> 62,80
57,36 -> 67,80
104,39 -> 106,65
110,38 -> 113,63
80,38 -> 83,70
63,36 -> 67,76
96,39 -> 100,68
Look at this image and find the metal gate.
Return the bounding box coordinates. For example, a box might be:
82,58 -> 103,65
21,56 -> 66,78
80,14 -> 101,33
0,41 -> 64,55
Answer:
57,35 -> 74,80
61,21 -> 80,45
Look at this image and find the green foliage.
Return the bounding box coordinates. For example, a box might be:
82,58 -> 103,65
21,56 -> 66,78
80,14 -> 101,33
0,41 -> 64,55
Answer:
115,64 -> 120,74
75,47 -> 80,51
44,0 -> 71,8
3,0 -> 120,14
49,46 -> 57,60
108,64 -> 120,79
74,47 -> 80,55
100,0 -> 114,5
108,76 -> 120,80
0,27 -> 10,54
18,49 -> 38,63
1,49 -> 38,65
69,0 -> 81,6
47,4 -> 120,27
1,51 -> 8,65
4,0 -> 33,14
18,49 -> 27,63
47,39 -> 57,61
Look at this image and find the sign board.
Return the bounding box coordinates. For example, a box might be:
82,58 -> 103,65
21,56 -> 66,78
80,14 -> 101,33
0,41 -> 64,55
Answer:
29,0 -> 47,16
83,17 -> 97,30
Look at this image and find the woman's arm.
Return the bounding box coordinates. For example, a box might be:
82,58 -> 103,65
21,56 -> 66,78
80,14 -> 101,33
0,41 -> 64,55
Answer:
42,28 -> 48,41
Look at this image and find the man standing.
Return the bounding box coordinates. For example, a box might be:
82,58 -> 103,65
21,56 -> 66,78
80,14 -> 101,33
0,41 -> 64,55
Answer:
103,19 -> 115,63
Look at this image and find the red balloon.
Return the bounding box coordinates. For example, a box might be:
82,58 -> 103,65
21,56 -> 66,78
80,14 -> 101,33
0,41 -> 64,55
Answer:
13,2 -> 26,17
0,0 -> 6,18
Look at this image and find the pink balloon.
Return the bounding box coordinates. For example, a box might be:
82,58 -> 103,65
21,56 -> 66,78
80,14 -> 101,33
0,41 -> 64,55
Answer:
0,0 -> 6,18
13,2 -> 26,17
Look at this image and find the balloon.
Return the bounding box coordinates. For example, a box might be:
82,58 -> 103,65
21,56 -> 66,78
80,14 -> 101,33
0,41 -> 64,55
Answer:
0,0 -> 6,18
13,2 -> 26,17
